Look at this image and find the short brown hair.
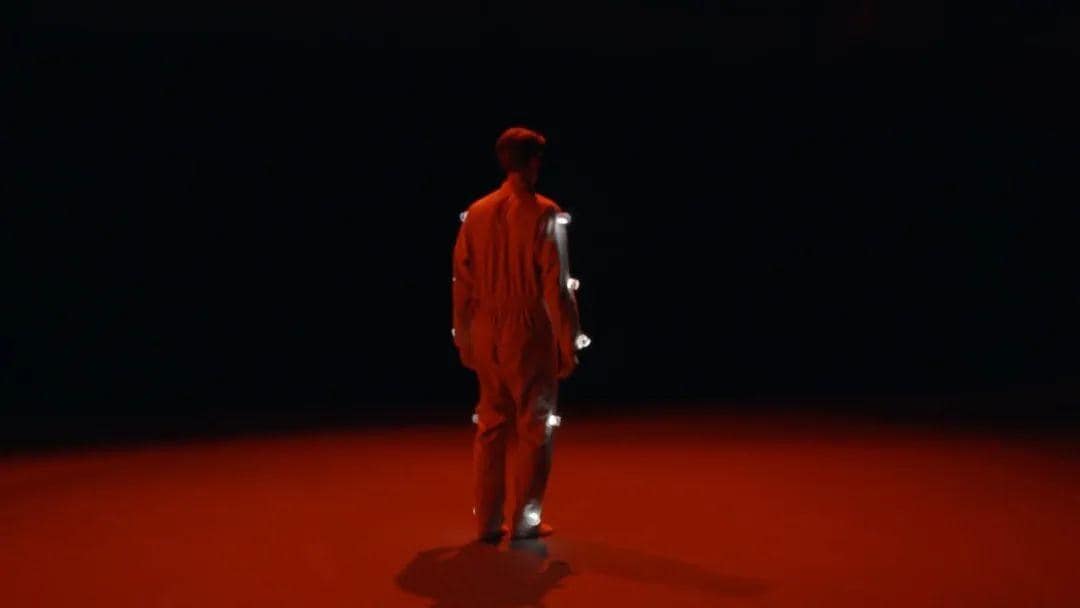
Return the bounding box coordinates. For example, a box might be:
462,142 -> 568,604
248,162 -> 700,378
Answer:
495,127 -> 546,172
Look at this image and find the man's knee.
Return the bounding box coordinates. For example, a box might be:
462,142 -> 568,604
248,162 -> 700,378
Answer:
475,410 -> 512,442
517,411 -> 555,447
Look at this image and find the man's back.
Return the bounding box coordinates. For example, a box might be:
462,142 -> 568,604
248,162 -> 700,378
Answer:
460,182 -> 560,315
453,176 -> 578,376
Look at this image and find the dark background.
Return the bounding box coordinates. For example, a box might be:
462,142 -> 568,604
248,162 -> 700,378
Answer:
10,2 -> 1080,444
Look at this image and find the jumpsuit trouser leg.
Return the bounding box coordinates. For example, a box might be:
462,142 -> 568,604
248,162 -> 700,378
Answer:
473,366 -> 513,537
510,374 -> 556,531
471,309 -> 559,536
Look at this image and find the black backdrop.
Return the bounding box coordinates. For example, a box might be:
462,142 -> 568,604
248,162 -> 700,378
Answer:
12,3 -> 1080,433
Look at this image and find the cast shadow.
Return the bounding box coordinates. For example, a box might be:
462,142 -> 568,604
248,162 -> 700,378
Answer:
395,539 -> 570,608
396,537 -> 768,607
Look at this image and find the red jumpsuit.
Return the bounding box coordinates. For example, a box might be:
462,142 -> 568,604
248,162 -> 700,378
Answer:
452,176 -> 580,537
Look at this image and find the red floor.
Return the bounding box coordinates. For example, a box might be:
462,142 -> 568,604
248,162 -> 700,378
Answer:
2,412 -> 1077,607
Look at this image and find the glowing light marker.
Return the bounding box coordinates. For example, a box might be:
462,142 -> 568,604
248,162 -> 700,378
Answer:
459,211 -> 468,222
566,277 -> 580,291
523,502 -> 542,527
451,328 -> 456,338
575,333 -> 592,350
546,414 -> 561,428
555,212 -> 571,226
472,413 -> 479,424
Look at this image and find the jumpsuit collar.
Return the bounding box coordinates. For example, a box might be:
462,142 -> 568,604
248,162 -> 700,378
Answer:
501,174 -> 537,201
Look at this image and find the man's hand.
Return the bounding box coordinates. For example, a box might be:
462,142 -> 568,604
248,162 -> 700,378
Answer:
459,350 -> 476,371
556,351 -> 577,380
455,331 -> 477,371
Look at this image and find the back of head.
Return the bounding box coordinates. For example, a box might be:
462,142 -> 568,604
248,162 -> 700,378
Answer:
495,127 -> 547,173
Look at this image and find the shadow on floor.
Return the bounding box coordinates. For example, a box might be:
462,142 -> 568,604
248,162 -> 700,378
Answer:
396,537 -> 768,607
396,539 -> 570,608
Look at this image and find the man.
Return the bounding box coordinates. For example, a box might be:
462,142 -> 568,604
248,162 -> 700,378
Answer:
452,127 -> 581,542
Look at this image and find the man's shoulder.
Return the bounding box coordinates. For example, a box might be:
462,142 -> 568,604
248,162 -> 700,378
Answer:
467,189 -> 507,213
535,194 -> 562,213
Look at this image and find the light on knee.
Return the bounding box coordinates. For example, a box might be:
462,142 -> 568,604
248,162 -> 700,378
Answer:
546,414 -> 561,428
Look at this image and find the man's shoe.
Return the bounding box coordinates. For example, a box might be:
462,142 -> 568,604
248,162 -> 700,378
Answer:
511,522 -> 554,540
478,524 -> 510,544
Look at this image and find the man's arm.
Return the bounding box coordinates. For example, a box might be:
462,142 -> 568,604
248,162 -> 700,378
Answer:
537,209 -> 580,379
452,219 -> 476,369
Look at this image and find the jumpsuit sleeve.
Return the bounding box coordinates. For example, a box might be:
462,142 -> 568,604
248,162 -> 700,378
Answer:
537,209 -> 581,379
452,218 -> 476,369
